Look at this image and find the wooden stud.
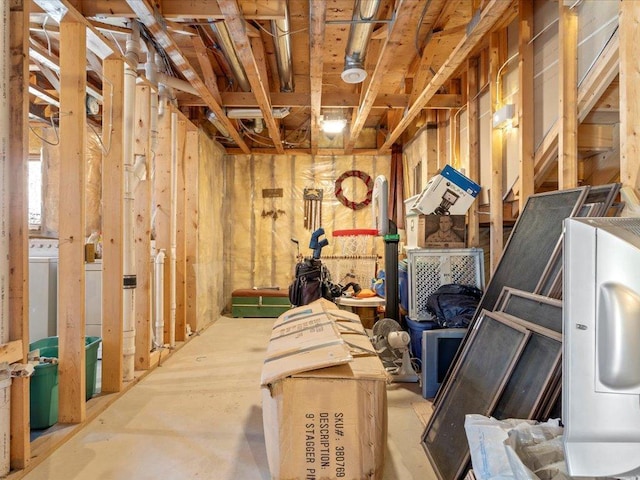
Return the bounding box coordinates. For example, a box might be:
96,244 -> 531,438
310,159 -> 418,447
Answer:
558,3 -> 578,190
155,107 -> 172,345
134,84 -> 152,370
58,18 -> 87,423
174,116 -> 187,342
184,130 -> 199,333
8,0 -> 30,468
449,79 -> 461,170
489,31 -> 503,274
518,0 -> 534,210
619,0 -> 640,194
437,110 -> 448,170
466,57 -> 480,248
101,56 -> 125,393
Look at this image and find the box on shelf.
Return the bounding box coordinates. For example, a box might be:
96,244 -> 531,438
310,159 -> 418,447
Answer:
411,165 -> 480,216
417,214 -> 466,248
261,299 -> 388,480
405,194 -> 421,249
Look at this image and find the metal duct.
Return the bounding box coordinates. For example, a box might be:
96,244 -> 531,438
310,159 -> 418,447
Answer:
342,0 -> 382,84
271,1 -> 294,92
209,21 -> 252,92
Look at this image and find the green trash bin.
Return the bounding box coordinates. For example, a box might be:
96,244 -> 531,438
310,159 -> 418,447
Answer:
29,336 -> 102,429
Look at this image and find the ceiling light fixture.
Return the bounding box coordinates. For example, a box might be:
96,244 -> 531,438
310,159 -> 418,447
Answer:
320,116 -> 347,134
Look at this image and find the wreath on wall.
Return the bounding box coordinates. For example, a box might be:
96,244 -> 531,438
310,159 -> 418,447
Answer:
334,170 -> 374,210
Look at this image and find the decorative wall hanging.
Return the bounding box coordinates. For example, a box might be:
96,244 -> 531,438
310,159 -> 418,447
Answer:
262,188 -> 285,220
303,188 -> 323,231
334,170 -> 373,210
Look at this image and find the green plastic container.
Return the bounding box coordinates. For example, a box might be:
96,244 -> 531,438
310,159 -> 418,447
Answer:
29,336 -> 102,429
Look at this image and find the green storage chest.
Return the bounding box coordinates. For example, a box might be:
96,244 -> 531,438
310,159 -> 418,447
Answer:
231,289 -> 291,317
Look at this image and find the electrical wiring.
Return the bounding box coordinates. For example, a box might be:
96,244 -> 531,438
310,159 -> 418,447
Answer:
29,114 -> 60,146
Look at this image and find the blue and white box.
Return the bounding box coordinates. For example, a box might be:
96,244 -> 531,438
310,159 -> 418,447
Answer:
411,165 -> 480,216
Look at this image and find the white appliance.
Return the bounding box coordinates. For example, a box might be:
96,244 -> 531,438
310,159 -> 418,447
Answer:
85,261 -> 103,358
563,217 -> 640,477
28,257 -> 58,342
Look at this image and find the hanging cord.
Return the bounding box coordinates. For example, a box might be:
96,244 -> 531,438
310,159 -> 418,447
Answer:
29,114 -> 60,146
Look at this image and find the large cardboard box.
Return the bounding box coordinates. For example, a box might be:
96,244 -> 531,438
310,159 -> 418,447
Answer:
261,299 -> 388,480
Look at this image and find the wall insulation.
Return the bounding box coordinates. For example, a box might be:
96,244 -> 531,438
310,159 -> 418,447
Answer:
225,154 -> 390,299
197,131 -> 226,324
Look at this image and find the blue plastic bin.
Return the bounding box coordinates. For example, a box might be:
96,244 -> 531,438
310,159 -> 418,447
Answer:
405,316 -> 439,361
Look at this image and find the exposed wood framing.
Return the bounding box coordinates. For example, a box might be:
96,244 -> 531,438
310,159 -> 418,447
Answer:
57,18 -> 87,423
184,130 -> 199,333
381,0 -> 514,152
558,3 -> 578,189
619,0 -> 640,193
578,124 -> 614,152
466,57 -> 480,248
218,0 -> 284,154
134,84 -> 153,370
489,31 -> 503,273
8,0 -> 30,468
437,111 -> 447,170
191,33 -> 223,106
518,0 -> 534,210
126,0 -> 250,153
346,0 -> 427,153
309,0 -> 326,155
155,107 -> 173,344
69,0 -> 286,20
101,56 -> 125,393
175,116 -> 187,342
448,80 -> 461,170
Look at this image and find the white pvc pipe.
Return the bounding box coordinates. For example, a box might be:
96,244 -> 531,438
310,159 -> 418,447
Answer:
153,249 -> 165,348
0,3 -> 8,346
169,112 -> 177,348
157,73 -> 198,96
122,23 -> 140,381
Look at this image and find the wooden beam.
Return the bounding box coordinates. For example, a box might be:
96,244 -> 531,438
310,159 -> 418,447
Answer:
381,0 -> 514,153
101,56 -> 125,393
466,57 -> 480,248
134,84 -> 153,370
175,117 -> 187,342
409,0 -> 458,105
191,33 -> 223,106
78,0 -> 286,20
518,0 -> 534,211
558,3 -> 578,190
57,18 -> 86,424
489,31 -> 503,274
29,84 -> 60,107
309,0 -> 325,155
155,108 -> 173,345
184,130 -> 199,333
448,80 -> 461,169
127,0 -> 250,153
619,0 -> 640,194
346,0 -> 427,153
217,0 -> 284,154
437,111 -> 447,170
8,0 -> 30,468
578,123 -> 615,152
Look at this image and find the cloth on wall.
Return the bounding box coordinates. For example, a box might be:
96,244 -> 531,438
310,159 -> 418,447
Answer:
389,144 -> 405,229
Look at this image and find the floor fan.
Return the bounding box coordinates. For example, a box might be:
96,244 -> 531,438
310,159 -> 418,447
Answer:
371,318 -> 419,383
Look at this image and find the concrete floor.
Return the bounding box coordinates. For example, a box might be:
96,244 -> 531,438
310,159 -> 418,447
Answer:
23,315 -> 436,480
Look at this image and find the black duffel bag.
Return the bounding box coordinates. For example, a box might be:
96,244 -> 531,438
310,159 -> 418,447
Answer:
426,284 -> 483,328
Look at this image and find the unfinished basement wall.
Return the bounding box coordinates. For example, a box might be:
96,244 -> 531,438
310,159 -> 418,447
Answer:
197,131 -> 226,324
224,154 -> 390,301
38,126 -> 103,237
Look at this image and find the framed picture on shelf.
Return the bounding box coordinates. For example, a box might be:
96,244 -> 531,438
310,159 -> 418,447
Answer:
418,215 -> 466,248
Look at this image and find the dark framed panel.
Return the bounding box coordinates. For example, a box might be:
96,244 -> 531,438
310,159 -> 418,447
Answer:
495,287 -> 562,333
491,312 -> 562,420
421,311 -> 530,480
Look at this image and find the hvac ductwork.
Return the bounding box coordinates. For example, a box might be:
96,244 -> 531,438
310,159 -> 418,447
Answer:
342,0 -> 382,84
271,1 -> 294,92
209,21 -> 252,92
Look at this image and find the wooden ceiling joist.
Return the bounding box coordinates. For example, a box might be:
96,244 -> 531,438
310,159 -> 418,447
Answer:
381,0 -> 515,153
217,0 -> 284,154
345,0 -> 426,153
62,0 -> 286,21
309,0 -> 326,155
126,0 -> 251,153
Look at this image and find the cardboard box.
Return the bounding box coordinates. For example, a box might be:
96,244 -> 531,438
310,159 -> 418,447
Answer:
411,165 -> 480,216
405,194 -> 421,249
261,299 -> 388,480
418,214 -> 466,248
